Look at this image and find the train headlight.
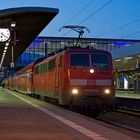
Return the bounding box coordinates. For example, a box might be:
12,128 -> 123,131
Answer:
90,69 -> 94,73
72,89 -> 78,95
104,89 -> 110,94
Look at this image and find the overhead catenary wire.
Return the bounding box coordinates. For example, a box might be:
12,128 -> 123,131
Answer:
63,0 -> 95,26
78,0 -> 113,25
96,17 -> 140,37
63,0 -> 113,37
50,0 -> 95,36
123,30 -> 140,38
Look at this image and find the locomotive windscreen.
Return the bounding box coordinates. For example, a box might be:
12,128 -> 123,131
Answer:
70,53 -> 109,68
70,54 -> 90,67
91,53 -> 109,68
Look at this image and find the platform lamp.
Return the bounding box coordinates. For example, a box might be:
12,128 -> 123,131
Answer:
10,21 -> 16,68
11,21 -> 16,28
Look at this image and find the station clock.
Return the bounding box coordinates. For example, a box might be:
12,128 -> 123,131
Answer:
0,28 -> 10,42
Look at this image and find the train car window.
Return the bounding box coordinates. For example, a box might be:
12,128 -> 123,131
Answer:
48,58 -> 56,71
35,66 -> 39,74
59,55 -> 63,67
38,64 -> 41,73
91,53 -> 109,68
35,66 -> 37,73
41,64 -> 43,73
40,64 -> 43,73
70,54 -> 90,67
42,63 -> 45,73
45,62 -> 48,72
39,65 -> 41,73
40,64 -> 44,73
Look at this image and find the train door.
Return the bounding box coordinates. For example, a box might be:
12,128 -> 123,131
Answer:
27,73 -> 32,94
55,57 -> 59,95
55,55 -> 63,95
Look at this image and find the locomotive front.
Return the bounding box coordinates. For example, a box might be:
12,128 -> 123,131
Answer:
65,49 -> 115,112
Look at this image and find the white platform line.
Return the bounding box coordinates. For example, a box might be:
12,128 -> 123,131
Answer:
7,90 -> 108,140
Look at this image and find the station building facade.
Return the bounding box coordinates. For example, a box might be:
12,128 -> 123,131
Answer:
13,36 -> 140,93
15,36 -> 138,65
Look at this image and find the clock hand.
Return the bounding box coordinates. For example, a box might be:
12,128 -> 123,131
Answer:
1,32 -> 9,38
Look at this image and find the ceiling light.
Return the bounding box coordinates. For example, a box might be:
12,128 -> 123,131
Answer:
6,42 -> 9,46
125,57 -> 133,60
4,46 -> 8,50
115,59 -> 121,62
11,22 -> 16,27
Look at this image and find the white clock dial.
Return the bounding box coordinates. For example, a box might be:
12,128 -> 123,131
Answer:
0,28 -> 10,42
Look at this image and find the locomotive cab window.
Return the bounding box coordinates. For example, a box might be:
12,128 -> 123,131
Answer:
70,54 -> 90,67
91,53 -> 109,68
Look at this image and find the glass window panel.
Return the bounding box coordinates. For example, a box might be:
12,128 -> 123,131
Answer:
91,53 -> 109,68
70,54 -> 90,67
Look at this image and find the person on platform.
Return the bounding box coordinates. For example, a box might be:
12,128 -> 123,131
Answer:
2,83 -> 5,89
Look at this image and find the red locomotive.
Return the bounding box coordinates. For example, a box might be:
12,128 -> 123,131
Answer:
3,47 -> 115,114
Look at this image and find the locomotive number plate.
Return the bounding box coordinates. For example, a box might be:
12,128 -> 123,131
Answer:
84,88 -> 99,93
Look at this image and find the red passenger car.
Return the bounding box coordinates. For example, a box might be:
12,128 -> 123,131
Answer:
13,63 -> 34,94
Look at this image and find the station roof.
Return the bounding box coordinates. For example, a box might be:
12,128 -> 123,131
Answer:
112,42 -> 140,71
0,7 -> 59,67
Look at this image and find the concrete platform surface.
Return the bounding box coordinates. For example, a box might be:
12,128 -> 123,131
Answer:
0,88 -> 139,140
0,89 -> 79,140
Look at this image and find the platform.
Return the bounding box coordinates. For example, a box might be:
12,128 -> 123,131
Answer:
0,88 -> 139,140
0,88 -> 78,140
115,90 -> 140,99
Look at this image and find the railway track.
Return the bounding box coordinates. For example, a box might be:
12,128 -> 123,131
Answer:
97,113 -> 140,134
117,106 -> 140,117
65,105 -> 140,134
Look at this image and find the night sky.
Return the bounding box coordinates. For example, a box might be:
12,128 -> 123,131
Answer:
0,0 -> 140,40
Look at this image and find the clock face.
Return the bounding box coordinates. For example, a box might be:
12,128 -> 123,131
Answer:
0,28 -> 10,42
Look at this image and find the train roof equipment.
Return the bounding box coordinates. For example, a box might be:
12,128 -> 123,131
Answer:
59,25 -> 90,47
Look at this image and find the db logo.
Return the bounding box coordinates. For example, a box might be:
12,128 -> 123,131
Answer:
87,79 -> 95,85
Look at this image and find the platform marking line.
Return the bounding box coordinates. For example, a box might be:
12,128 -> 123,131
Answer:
7,91 -> 108,140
